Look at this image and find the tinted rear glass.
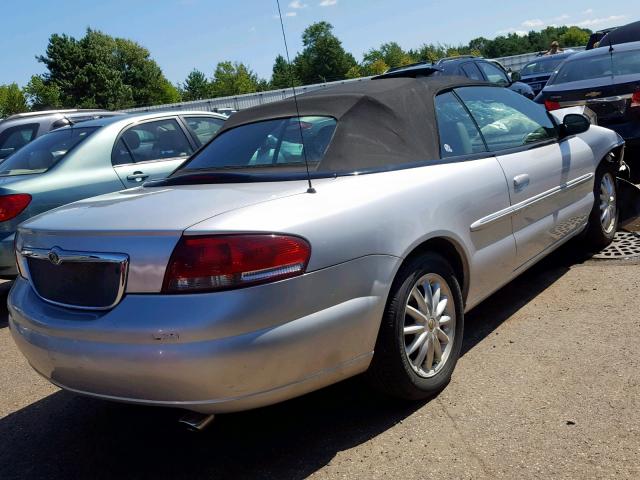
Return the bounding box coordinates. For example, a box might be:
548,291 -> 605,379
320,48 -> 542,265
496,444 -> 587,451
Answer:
179,116 -> 336,174
549,50 -> 640,85
520,57 -> 567,76
0,127 -> 97,176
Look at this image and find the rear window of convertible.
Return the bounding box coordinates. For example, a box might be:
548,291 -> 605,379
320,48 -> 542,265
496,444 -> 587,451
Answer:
179,116 -> 337,174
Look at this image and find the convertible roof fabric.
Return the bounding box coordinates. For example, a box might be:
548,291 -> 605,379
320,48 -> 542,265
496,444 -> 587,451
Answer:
219,76 -> 487,172
600,21 -> 640,47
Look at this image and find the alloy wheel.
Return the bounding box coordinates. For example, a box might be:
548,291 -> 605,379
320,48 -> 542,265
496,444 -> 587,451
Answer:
403,273 -> 456,378
599,172 -> 617,234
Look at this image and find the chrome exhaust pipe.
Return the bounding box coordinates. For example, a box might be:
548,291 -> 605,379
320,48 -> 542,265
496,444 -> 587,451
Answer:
179,412 -> 215,432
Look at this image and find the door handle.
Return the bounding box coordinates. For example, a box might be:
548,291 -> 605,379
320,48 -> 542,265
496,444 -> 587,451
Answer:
513,174 -> 530,191
127,171 -> 149,182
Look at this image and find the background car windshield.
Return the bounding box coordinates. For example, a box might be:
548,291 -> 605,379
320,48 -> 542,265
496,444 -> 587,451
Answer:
0,127 -> 97,176
550,50 -> 640,85
180,116 -> 336,173
520,57 -> 566,76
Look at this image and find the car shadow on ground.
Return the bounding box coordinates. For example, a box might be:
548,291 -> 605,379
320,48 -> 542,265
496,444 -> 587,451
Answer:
0,240 -> 591,480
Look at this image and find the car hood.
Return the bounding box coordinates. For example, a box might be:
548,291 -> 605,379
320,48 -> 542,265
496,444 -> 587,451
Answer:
19,181 -> 312,234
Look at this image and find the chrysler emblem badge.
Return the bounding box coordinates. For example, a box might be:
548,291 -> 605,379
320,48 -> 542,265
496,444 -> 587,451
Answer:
48,249 -> 62,266
585,91 -> 601,98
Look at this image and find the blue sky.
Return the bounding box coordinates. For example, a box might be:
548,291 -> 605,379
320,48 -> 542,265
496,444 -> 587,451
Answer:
0,0 -> 634,87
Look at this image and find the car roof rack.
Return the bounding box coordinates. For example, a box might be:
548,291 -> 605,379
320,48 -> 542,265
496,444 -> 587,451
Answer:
2,109 -> 107,122
374,63 -> 443,79
435,55 -> 479,64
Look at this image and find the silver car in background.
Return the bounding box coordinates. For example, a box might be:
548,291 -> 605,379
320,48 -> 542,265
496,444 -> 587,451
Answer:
0,110 -> 226,276
9,76 -> 624,417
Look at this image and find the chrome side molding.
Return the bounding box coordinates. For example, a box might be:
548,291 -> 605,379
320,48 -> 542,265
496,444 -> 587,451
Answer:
470,173 -> 594,231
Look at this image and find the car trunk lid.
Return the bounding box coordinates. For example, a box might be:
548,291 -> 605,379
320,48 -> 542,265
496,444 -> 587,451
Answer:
17,180 -> 312,298
545,76 -> 640,123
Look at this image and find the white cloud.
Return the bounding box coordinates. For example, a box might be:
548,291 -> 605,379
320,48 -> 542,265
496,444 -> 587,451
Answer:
497,28 -> 528,36
574,15 -> 627,27
289,0 -> 307,8
510,12 -> 625,33
285,11 -> 297,16
522,19 -> 544,28
319,0 -> 337,6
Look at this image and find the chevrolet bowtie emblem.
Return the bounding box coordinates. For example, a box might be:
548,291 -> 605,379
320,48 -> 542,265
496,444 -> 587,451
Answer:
585,91 -> 601,98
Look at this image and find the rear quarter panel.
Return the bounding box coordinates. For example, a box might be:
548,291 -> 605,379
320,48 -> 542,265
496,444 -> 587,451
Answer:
187,158 -> 516,310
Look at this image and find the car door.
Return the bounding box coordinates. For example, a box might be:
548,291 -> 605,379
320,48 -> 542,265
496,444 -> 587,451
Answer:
111,117 -> 195,187
434,90 -> 517,301
456,86 -> 594,267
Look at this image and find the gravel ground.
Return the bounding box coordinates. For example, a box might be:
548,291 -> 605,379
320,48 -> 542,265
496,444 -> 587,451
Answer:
0,244 -> 639,479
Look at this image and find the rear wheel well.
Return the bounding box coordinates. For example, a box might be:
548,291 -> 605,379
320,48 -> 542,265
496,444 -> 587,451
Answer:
400,238 -> 469,305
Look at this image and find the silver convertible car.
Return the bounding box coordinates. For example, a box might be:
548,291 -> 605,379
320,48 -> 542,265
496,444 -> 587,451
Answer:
0,110 -> 226,277
9,76 -> 624,423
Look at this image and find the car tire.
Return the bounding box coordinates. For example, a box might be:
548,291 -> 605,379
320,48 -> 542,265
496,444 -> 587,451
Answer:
584,160 -> 618,252
366,252 -> 464,400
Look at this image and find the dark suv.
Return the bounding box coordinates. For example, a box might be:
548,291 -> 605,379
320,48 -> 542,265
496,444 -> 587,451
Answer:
536,41 -> 640,152
433,56 -> 535,99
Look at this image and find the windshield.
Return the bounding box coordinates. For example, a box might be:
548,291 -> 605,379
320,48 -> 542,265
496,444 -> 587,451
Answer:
0,127 -> 98,176
177,116 -> 337,175
520,57 -> 567,76
549,50 -> 640,85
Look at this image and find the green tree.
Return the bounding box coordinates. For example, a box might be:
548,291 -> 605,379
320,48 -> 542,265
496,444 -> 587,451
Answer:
294,22 -> 357,84
559,27 -> 591,47
363,42 -> 413,70
271,54 -> 300,89
24,75 -> 62,110
0,83 -> 29,117
28,28 -> 177,109
210,61 -> 263,97
180,69 -> 211,101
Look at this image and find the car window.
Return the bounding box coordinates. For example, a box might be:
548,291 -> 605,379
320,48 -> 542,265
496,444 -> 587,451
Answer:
183,116 -> 225,146
434,91 -> 487,158
0,127 -> 98,176
114,118 -> 193,165
477,62 -> 509,85
0,123 -> 39,160
611,49 -> 640,77
461,63 -> 484,81
180,116 -> 336,173
550,53 -> 612,84
520,57 -> 566,76
455,86 -> 557,151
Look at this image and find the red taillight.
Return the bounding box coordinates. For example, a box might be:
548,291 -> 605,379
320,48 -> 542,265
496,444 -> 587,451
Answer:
162,234 -> 311,293
544,100 -> 561,111
631,91 -> 640,108
0,194 -> 31,222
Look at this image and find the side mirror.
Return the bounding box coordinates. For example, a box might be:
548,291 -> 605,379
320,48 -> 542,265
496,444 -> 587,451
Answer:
510,71 -> 521,82
562,113 -> 590,136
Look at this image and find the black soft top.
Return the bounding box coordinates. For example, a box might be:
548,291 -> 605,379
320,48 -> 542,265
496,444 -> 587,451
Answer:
218,76 -> 488,172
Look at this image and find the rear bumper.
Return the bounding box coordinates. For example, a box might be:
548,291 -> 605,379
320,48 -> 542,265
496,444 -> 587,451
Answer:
8,255 -> 398,413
